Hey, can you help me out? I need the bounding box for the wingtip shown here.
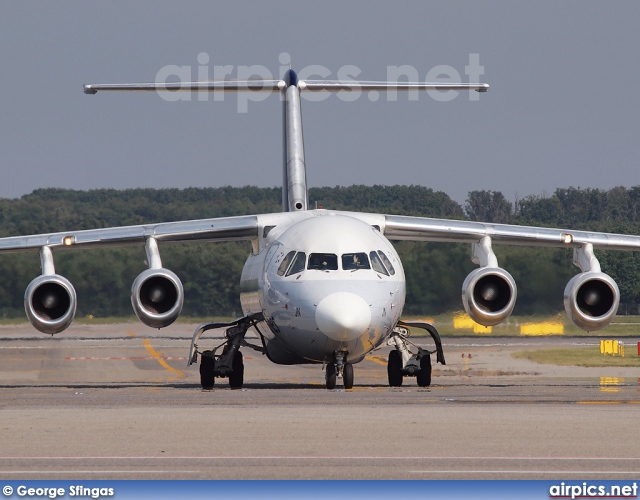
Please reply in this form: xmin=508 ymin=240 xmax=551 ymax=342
xmin=83 ymin=85 xmax=97 ymax=95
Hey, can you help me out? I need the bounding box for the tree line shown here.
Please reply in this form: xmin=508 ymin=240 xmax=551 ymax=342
xmin=1 ymin=185 xmax=640 ymax=319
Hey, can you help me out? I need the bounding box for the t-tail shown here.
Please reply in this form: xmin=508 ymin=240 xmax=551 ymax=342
xmin=281 ymin=69 xmax=308 ymax=212
xmin=84 ymin=69 xmax=489 ymax=213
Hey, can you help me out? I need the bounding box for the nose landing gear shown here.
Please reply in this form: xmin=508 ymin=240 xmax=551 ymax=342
xmin=325 ymin=351 xmax=354 ymax=390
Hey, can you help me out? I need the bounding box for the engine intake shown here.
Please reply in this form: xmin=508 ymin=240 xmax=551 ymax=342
xmin=564 ymin=272 xmax=619 ymax=331
xmin=24 ymin=274 xmax=77 ymax=334
xmin=131 ymin=268 xmax=184 ymax=328
xmin=462 ymin=267 xmax=517 ymax=326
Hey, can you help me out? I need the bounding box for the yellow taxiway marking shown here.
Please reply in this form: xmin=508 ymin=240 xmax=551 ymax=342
xmin=366 ymin=355 xmax=387 ymax=366
xmin=577 ymin=401 xmax=624 ymax=405
xmin=127 ymin=330 xmax=185 ymax=380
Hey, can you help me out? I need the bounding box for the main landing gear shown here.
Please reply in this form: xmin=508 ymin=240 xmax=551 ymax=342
xmin=189 ymin=313 xmax=264 ymax=390
xmin=325 ymin=351 xmax=354 ymax=390
xmin=386 ymin=320 xmax=446 ymax=387
xmin=199 ymin=348 xmax=245 ymax=390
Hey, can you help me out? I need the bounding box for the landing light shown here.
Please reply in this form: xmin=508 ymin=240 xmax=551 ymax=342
xmin=63 ymin=236 xmax=75 ymax=246
xmin=561 ymin=233 xmax=573 ymax=244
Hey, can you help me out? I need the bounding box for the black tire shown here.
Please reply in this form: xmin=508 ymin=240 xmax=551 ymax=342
xmin=416 ymin=354 xmax=432 ymax=387
xmin=200 ymin=351 xmax=215 ymax=390
xmin=343 ymin=363 xmax=354 ymax=389
xmin=387 ymin=349 xmax=403 ymax=387
xmin=229 ymin=350 xmax=244 ymax=389
xmin=325 ymin=362 xmax=337 ymax=390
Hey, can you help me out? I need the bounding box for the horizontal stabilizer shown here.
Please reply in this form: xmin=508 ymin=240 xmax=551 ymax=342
xmin=84 ymin=79 xmax=488 ymax=94
xmin=83 ymin=80 xmax=284 ymax=94
xmin=300 ymin=80 xmax=489 ymax=93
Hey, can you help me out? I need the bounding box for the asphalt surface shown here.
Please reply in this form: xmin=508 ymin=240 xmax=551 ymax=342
xmin=0 ymin=323 xmax=639 ymax=479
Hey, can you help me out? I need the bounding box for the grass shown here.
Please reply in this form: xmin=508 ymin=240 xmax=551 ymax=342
xmin=513 ymin=347 xmax=640 ymax=367
xmin=2 ymin=311 xmax=640 ymax=338
xmin=402 ymin=313 xmax=640 ymax=337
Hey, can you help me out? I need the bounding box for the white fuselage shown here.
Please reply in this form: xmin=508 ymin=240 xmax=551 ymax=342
xmin=240 ymin=211 xmax=406 ymax=365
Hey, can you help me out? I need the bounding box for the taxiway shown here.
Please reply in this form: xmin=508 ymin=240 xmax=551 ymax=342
xmin=0 ymin=323 xmax=638 ymax=479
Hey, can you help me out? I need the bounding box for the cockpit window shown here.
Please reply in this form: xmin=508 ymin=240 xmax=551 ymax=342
xmin=377 ymin=251 xmax=396 ymax=275
xmin=369 ymin=251 xmax=389 ymax=276
xmin=286 ymin=252 xmax=307 ymax=276
xmin=277 ymin=251 xmax=296 ymax=276
xmin=342 ymin=252 xmax=371 ymax=271
xmin=308 ymin=253 xmax=338 ymax=271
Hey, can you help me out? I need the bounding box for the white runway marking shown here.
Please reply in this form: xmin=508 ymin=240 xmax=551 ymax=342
xmin=0 ymin=456 xmax=638 ymax=461
xmin=409 ymin=470 xmax=640 ymax=475
xmin=0 ymin=471 xmax=192 ymax=474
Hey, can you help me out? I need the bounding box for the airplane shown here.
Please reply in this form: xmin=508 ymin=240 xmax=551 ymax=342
xmin=2 ymin=68 xmax=639 ymax=391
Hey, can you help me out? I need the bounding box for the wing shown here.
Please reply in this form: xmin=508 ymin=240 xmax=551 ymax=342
xmin=383 ymin=214 xmax=640 ymax=250
xmin=0 ymin=215 xmax=258 ymax=253
xmin=380 ymin=213 xmax=640 ymax=332
xmin=2 ymin=215 xmax=259 ymax=334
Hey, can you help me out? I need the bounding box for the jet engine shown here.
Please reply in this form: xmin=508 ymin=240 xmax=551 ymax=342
xmin=24 ymin=274 xmax=77 ymax=334
xmin=462 ymin=267 xmax=517 ymax=326
xmin=131 ymin=268 xmax=184 ymax=329
xmin=564 ymin=272 xmax=619 ymax=331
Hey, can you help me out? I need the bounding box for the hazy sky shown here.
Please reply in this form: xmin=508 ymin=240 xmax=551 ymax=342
xmin=1 ymin=1 xmax=638 ymax=205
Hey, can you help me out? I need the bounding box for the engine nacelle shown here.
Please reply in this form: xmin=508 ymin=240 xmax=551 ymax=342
xmin=131 ymin=268 xmax=184 ymax=329
xmin=462 ymin=267 xmax=517 ymax=326
xmin=564 ymin=272 xmax=619 ymax=331
xmin=24 ymin=274 xmax=77 ymax=334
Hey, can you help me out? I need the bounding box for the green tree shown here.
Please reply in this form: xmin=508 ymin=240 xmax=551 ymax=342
xmin=465 ymin=190 xmax=513 ymax=223
xmin=2 ymin=185 xmax=640 ymax=318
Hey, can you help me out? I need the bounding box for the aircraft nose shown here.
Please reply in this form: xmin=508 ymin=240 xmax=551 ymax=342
xmin=315 ymin=292 xmax=371 ymax=342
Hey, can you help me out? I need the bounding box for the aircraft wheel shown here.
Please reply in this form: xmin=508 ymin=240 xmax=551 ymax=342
xmin=200 ymin=351 xmax=215 ymax=390
xmin=343 ymin=363 xmax=354 ymax=389
xmin=229 ymin=350 xmax=244 ymax=389
xmin=416 ymin=354 xmax=432 ymax=387
xmin=387 ymin=349 xmax=403 ymax=387
xmin=325 ymin=362 xmax=337 ymax=390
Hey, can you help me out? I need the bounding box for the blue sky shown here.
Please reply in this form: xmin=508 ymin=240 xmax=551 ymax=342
xmin=1 ymin=1 xmax=638 ymax=204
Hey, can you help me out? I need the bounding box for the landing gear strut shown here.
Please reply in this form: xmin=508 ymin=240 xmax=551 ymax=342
xmin=386 ymin=320 xmax=445 ymax=387
xmin=325 ymin=362 xmax=337 ymax=390
xmin=325 ymin=351 xmax=354 ymax=389
xmin=189 ymin=313 xmax=263 ymax=390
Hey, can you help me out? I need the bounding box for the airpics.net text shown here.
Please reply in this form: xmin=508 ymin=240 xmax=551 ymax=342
xmin=154 ymin=52 xmax=486 ymax=111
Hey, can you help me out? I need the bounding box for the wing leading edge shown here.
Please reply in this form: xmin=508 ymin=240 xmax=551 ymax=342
xmin=384 ymin=214 xmax=640 ymax=251
xmin=0 ymin=215 xmax=259 ymax=254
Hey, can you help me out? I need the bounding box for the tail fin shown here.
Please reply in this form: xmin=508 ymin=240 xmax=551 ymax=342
xmin=281 ymin=69 xmax=308 ymax=212
xmin=84 ymin=71 xmax=488 ymax=213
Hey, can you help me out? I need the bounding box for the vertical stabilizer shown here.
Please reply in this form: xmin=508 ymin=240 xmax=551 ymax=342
xmin=83 ymin=68 xmax=489 ymax=215
xmin=282 ymin=69 xmax=308 ymax=212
